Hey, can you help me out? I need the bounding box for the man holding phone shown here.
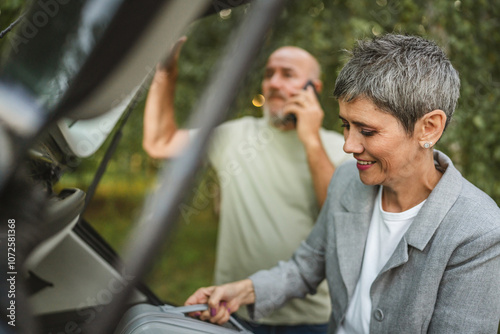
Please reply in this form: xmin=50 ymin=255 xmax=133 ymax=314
xmin=143 ymin=42 xmax=351 ymax=334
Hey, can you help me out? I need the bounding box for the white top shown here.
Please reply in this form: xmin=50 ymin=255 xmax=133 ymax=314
xmin=338 ymin=186 xmax=426 ymax=333
xmin=191 ymin=116 xmax=351 ymax=325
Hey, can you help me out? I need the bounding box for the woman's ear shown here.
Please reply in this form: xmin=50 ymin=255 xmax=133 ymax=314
xmin=417 ymin=110 xmax=447 ymax=149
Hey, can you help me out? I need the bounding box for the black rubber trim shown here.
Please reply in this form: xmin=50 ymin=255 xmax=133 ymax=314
xmin=46 ymin=188 xmax=85 ymax=234
xmin=36 ymin=307 xmax=108 ymax=334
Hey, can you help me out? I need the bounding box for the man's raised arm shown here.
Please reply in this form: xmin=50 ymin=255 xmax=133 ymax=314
xmin=285 ymin=85 xmax=335 ymax=207
xmin=143 ymin=37 xmax=190 ymax=159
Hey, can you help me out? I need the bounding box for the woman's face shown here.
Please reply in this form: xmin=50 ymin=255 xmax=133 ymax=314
xmin=339 ymin=98 xmax=424 ymax=188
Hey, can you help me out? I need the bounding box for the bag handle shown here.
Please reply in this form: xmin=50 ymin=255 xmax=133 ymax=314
xmin=160 ymin=304 xmax=250 ymax=332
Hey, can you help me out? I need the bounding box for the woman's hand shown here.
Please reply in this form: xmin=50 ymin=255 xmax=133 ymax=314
xmin=184 ymin=279 xmax=256 ymax=325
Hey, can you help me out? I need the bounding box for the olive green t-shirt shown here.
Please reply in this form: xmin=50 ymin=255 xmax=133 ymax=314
xmin=206 ymin=116 xmax=351 ymax=325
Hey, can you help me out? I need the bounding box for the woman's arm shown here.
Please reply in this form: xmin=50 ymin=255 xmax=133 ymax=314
xmin=428 ymin=225 xmax=500 ymax=332
xmin=183 ymin=193 xmax=332 ymax=324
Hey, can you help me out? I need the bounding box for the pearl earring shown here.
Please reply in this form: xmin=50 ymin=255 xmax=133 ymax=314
xmin=424 ymin=142 xmax=432 ymax=149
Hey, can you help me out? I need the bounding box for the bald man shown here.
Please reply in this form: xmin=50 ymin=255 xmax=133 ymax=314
xmin=143 ymin=43 xmax=351 ymax=334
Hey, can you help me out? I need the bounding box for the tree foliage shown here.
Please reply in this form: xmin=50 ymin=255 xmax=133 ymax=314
xmin=1 ymin=0 xmax=499 ymax=204
xmin=172 ymin=0 xmax=500 ymax=203
xmin=0 ymin=0 xmax=26 ymax=52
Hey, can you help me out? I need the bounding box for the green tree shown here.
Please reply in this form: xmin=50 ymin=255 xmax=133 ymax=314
xmin=3 ymin=1 xmax=498 ymax=204
xmin=1 ymin=3 xmax=499 ymax=323
xmin=0 ymin=0 xmax=27 ymax=60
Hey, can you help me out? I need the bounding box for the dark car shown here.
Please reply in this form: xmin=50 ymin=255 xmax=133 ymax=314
xmin=0 ymin=0 xmax=284 ymax=333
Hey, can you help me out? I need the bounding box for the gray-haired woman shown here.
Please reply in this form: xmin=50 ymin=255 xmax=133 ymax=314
xmin=185 ymin=34 xmax=500 ymax=334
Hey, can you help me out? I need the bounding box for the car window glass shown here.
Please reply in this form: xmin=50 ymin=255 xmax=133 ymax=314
xmin=1 ymin=0 xmax=123 ymax=111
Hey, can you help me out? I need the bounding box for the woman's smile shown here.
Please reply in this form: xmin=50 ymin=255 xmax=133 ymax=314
xmin=356 ymin=158 xmax=376 ymax=170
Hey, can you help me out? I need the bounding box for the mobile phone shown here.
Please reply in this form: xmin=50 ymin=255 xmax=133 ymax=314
xmin=303 ymin=80 xmax=320 ymax=99
xmin=284 ymin=80 xmax=320 ymax=125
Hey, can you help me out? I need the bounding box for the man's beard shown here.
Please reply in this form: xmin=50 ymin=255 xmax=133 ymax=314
xmin=263 ymin=91 xmax=290 ymax=126
xmin=263 ymin=105 xmax=288 ymax=127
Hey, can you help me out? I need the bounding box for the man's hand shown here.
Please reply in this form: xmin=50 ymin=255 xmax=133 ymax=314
xmin=184 ymin=279 xmax=256 ymax=325
xmin=283 ymin=85 xmax=335 ymax=207
xmin=153 ymin=36 xmax=187 ymax=85
xmin=283 ymin=85 xmax=324 ymax=148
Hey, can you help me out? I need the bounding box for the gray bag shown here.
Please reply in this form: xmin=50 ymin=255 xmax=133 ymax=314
xmin=114 ymin=303 xmax=253 ymax=334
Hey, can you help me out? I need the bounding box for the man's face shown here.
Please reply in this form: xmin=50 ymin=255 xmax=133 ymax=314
xmin=261 ymin=48 xmax=313 ymax=118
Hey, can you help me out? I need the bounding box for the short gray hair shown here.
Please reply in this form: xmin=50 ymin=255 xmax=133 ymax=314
xmin=333 ymin=34 xmax=460 ymax=134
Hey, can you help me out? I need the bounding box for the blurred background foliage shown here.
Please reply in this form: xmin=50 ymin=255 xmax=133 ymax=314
xmin=1 ymin=0 xmax=499 ymax=307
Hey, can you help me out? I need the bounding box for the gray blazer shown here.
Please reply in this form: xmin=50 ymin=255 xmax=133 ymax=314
xmin=249 ymin=151 xmax=500 ymax=333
